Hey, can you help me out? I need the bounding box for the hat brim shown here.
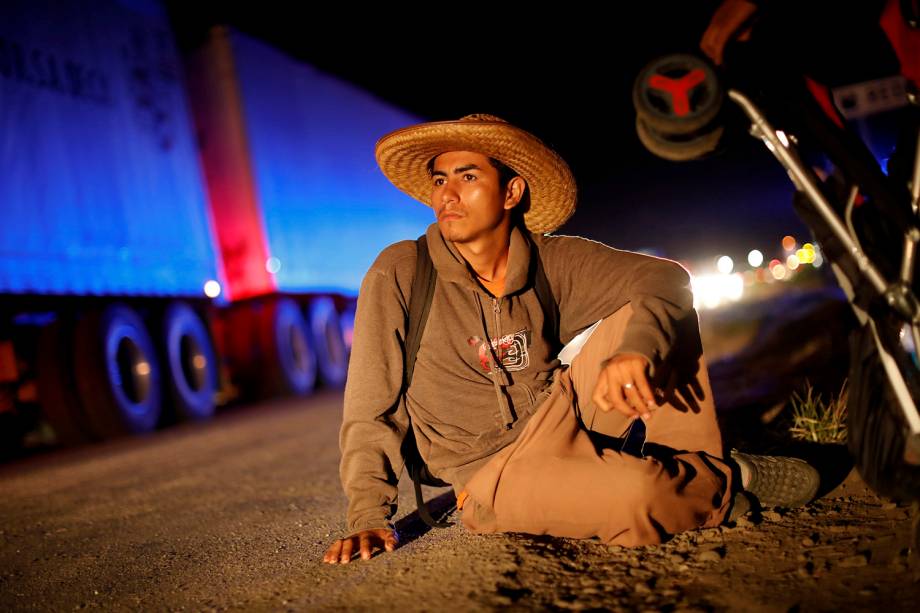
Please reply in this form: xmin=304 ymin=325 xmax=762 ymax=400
xmin=375 ymin=118 xmax=576 ymax=234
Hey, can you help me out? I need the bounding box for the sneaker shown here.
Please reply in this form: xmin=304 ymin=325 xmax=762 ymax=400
xmin=731 ymin=450 xmax=820 ymax=508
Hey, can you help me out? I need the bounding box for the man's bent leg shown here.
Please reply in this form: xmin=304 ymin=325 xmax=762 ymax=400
xmin=461 ymin=303 xmax=733 ymax=544
xmin=568 ymin=303 xmax=733 ymax=527
xmin=569 ymin=304 xmax=722 ymax=455
xmin=461 ymin=366 xmax=729 ymax=545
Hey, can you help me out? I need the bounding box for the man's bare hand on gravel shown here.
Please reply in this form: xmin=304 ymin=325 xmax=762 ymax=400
xmin=322 ymin=528 xmax=398 ymax=564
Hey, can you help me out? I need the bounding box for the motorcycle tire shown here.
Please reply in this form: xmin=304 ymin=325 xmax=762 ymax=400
xmin=848 ymin=318 xmax=920 ymax=501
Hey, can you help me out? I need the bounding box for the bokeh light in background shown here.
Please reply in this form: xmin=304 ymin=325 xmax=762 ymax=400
xmin=797 ymin=243 xmax=816 ymax=264
xmin=691 ymin=273 xmax=745 ymax=310
xmin=204 ymin=280 xmax=222 ymax=298
xmin=689 ymin=233 xmax=827 ymax=310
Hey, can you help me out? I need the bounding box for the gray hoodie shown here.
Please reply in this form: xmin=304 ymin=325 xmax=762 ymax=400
xmin=339 ymin=221 xmax=694 ymax=534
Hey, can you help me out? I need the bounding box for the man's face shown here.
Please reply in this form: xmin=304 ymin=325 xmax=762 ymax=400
xmin=429 ymin=151 xmax=517 ymax=244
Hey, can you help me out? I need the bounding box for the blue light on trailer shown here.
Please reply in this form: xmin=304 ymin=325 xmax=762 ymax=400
xmin=0 ymin=0 xmax=222 ymax=298
xmin=229 ymin=32 xmax=432 ymax=296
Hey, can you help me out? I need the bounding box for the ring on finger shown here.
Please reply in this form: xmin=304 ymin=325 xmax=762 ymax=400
xmin=623 ymin=382 xmax=634 ymax=390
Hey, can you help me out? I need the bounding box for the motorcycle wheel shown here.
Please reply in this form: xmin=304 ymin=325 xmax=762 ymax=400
xmin=847 ymin=316 xmax=920 ymax=501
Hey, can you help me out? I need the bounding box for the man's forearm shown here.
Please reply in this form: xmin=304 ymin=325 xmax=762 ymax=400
xmin=339 ymin=419 xmax=405 ymax=534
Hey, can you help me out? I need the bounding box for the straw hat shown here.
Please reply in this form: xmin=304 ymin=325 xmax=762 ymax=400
xmin=374 ymin=114 xmax=577 ymax=234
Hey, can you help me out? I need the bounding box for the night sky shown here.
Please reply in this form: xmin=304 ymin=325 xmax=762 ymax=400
xmin=168 ymin=2 xmax=809 ymax=271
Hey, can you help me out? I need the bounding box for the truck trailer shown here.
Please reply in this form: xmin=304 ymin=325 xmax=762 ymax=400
xmin=0 ymin=0 xmax=430 ymax=450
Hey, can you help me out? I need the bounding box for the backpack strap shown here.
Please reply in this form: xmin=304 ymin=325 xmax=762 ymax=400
xmin=403 ymin=234 xmax=453 ymax=528
xmin=532 ymin=240 xmax=560 ymax=353
xmin=406 ymin=235 xmax=436 ymax=386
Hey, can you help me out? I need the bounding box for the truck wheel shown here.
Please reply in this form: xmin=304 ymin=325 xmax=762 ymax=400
xmin=36 ymin=318 xmax=96 ymax=444
xmin=308 ymin=297 xmax=348 ymax=388
xmin=73 ymin=304 xmax=162 ymax=437
xmin=260 ymin=298 xmax=317 ymax=396
xmin=161 ymin=302 xmax=217 ymax=422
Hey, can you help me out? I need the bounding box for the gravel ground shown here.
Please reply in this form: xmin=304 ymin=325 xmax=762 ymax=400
xmin=0 ymin=390 xmax=918 ymax=611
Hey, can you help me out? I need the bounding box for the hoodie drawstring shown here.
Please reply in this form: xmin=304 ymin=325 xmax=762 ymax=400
xmin=474 ymin=291 xmax=515 ymax=429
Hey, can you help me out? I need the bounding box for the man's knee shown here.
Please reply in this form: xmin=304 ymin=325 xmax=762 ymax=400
xmin=565 ymin=304 xmax=635 ymax=368
xmin=605 ymin=452 xmax=669 ymax=505
xmin=586 ymin=303 xmax=635 ymax=352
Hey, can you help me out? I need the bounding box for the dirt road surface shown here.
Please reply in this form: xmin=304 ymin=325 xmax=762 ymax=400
xmin=1 ymin=390 xmax=918 ymax=611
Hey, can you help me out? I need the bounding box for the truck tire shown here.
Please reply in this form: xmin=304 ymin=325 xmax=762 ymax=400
xmin=73 ymin=304 xmax=162 ymax=437
xmin=36 ymin=318 xmax=96 ymax=444
xmin=260 ymin=298 xmax=317 ymax=396
xmin=161 ymin=302 xmax=217 ymax=422
xmin=308 ymin=297 xmax=348 ymax=388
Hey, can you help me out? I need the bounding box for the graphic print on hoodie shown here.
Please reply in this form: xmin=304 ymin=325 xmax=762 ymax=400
xmin=468 ymin=329 xmax=532 ymax=373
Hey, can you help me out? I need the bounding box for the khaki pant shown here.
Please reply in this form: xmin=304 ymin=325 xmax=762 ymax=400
xmin=458 ymin=304 xmax=734 ymax=547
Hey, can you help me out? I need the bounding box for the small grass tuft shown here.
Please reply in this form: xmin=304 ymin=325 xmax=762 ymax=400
xmin=789 ymin=380 xmax=849 ymax=444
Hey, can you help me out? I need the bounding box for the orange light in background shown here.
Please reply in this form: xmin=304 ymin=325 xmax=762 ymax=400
xmin=755 ymin=268 xmax=767 ymax=283
xmin=782 ymin=235 xmax=796 ymax=251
